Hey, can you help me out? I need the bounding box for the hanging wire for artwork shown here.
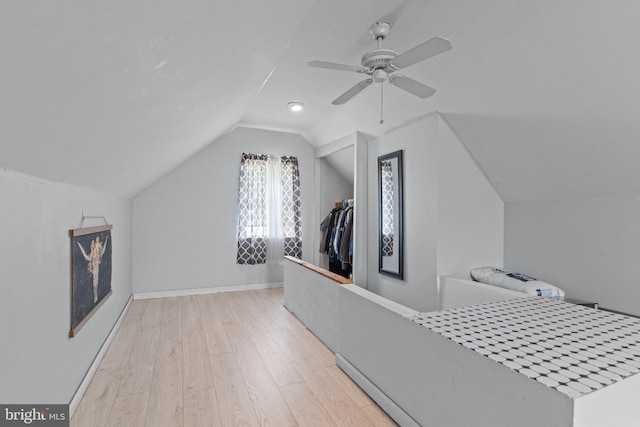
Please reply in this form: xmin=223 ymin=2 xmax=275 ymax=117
xmin=77 ymin=211 xmax=108 ymax=229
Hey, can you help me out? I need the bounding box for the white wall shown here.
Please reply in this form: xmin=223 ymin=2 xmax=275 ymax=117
xmin=367 ymin=116 xmax=439 ymax=311
xmin=366 ymin=114 xmax=504 ymax=312
xmin=505 ymin=196 xmax=640 ymax=317
xmin=318 ymin=155 xmax=353 ymax=214
xmin=353 ymin=132 xmax=369 ymax=286
xmin=0 ymin=169 xmax=133 ymax=404
xmin=132 ymin=127 xmax=315 ymax=294
xmin=437 ymin=115 xmax=504 ymax=279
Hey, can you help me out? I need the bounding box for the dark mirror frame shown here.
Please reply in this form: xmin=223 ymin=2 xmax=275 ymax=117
xmin=378 ymin=150 xmax=403 ymax=279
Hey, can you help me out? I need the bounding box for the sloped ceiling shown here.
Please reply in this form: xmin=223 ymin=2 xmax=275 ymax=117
xmin=2 ymin=0 xmax=640 ymax=201
xmin=324 ymin=145 xmax=355 ymax=188
xmin=0 ymin=0 xmax=315 ymax=197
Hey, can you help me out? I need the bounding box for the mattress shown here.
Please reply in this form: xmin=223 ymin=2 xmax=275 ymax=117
xmin=407 ymin=297 xmax=640 ymax=398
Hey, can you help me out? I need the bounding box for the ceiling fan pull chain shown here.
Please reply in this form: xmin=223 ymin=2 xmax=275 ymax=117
xmin=380 ymin=83 xmax=384 ymax=124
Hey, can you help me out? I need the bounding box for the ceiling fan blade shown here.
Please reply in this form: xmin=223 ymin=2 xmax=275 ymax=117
xmin=308 ymin=60 xmax=366 ymax=73
xmin=389 ymin=75 xmax=436 ymax=98
xmin=390 ymin=37 xmax=452 ymax=69
xmin=332 ymin=79 xmax=373 ymax=105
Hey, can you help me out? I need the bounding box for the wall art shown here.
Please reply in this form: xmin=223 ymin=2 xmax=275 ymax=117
xmin=69 ymin=224 xmax=112 ymax=337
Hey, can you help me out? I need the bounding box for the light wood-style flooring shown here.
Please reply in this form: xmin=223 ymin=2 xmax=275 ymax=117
xmin=71 ymin=288 xmax=398 ymax=427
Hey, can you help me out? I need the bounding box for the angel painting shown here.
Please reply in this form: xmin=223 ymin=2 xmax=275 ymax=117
xmin=70 ymin=225 xmax=113 ymax=337
xmin=77 ymin=235 xmax=109 ymax=303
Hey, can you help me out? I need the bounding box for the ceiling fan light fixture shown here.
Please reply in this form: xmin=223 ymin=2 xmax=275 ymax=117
xmin=372 ymin=69 xmax=388 ymax=82
xmin=287 ymin=102 xmax=305 ymax=112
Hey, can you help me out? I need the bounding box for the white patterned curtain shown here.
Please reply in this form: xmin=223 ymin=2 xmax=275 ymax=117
xmin=237 ymin=153 xmax=268 ymax=264
xmin=281 ymin=156 xmax=302 ymax=259
xmin=237 ymin=153 xmax=302 ymax=265
xmin=265 ymin=156 xmax=284 ymax=264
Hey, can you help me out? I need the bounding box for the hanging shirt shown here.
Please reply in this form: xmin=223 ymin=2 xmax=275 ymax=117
xmin=340 ymin=209 xmax=354 ymax=269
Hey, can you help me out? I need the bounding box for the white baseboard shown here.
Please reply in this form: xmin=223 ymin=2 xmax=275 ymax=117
xmin=133 ymin=281 xmax=284 ymax=300
xmin=69 ymin=295 xmax=133 ymax=418
xmin=336 ymin=353 xmax=421 ymax=427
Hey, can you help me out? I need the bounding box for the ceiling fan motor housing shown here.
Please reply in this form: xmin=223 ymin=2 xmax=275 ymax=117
xmin=361 ymin=48 xmax=398 ymax=70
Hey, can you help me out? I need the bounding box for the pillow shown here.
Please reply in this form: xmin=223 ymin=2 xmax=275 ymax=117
xmin=470 ymin=267 xmax=565 ymax=298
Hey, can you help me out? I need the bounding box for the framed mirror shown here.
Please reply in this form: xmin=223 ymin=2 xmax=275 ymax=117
xmin=378 ymin=150 xmax=403 ymax=279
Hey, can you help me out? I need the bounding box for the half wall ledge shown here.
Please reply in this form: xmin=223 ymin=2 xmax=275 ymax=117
xmin=283 ymin=256 xmax=352 ymax=284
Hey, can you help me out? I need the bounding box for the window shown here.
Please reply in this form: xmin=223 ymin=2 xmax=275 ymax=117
xmin=236 ymin=153 xmax=302 ymax=265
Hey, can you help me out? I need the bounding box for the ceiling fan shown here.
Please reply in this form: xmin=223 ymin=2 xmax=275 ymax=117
xmin=309 ymin=22 xmax=452 ymax=123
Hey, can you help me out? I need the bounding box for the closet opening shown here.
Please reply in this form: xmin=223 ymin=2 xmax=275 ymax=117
xmin=315 ymin=144 xmax=355 ymax=278
xmin=312 ymin=132 xmax=368 ymax=287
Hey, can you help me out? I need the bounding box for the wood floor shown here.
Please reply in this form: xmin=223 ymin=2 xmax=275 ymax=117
xmin=71 ymin=288 xmax=398 ymax=427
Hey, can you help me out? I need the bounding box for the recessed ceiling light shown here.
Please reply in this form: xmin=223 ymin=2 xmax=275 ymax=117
xmin=288 ymin=102 xmax=305 ymax=112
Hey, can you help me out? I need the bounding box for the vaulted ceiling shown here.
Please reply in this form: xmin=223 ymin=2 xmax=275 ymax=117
xmin=2 ymin=0 xmax=640 ymax=201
